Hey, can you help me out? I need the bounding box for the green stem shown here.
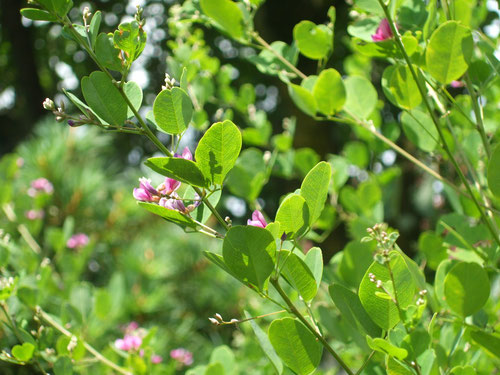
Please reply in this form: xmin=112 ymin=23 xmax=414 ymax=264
xmin=464 ymin=73 xmax=491 ymax=159
xmin=376 ymin=0 xmax=500 ymax=248
xmin=270 ymin=278 xmax=355 ymax=375
xmin=355 ymin=350 xmax=375 ymax=375
xmin=37 ymin=308 xmax=132 ymax=375
xmin=251 ymin=32 xmax=308 ymax=80
xmin=0 ymin=302 xmax=24 ymax=344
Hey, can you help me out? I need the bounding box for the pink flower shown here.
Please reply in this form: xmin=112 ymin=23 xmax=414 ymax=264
xmin=170 ymin=348 xmax=193 ymax=366
xmin=126 ymin=321 xmax=139 ymax=333
xmin=115 ymin=334 xmax=142 ymax=351
xmin=372 ymin=19 xmax=393 ymax=42
xmin=25 ymin=209 xmax=44 ymax=220
xmin=159 ymin=194 xmax=187 ymax=213
xmin=151 ymin=355 xmax=163 ymax=364
xmin=66 ymin=233 xmax=89 ymax=249
xmin=133 ymin=178 xmax=159 ymax=202
xmin=157 ymin=177 xmax=181 ymax=195
xmin=450 ymin=80 xmax=464 ymax=88
xmin=247 ymin=210 xmax=267 ymax=228
xmin=28 ymin=177 xmax=53 ymax=197
xmin=174 ymin=147 xmax=193 ymax=161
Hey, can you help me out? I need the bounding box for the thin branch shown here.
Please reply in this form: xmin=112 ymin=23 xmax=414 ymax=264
xmin=2 ymin=204 xmax=41 ymax=254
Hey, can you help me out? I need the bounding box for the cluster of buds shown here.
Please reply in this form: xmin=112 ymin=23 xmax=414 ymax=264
xmin=364 ymin=223 xmax=399 ymax=254
xmin=208 ymin=313 xmax=238 ymax=326
xmin=0 ymin=276 xmax=16 ymax=300
xmin=170 ymin=348 xmax=193 ymax=366
xmin=133 ymin=147 xmax=201 ymax=215
xmin=83 ymin=6 xmax=91 ymax=30
xmin=368 ymin=273 xmax=383 ymax=289
xmin=67 ymin=336 xmax=78 ymax=352
xmin=43 ymin=98 xmax=96 ymax=127
xmin=161 ymin=73 xmax=176 ymax=91
xmin=28 ymin=177 xmax=54 ymax=197
xmin=43 ymin=98 xmax=67 ymax=122
xmin=135 ymin=5 xmax=146 ymax=27
xmin=416 ymin=289 xmax=427 ymax=306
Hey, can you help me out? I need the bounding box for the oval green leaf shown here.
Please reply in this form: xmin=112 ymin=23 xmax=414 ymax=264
xmin=443 ymin=262 xmax=490 ymax=317
xmin=222 ymin=226 xmax=276 ymax=291
xmin=195 ymin=120 xmax=242 ymax=186
xmin=300 ymin=161 xmax=331 ymax=225
xmin=288 ymin=84 xmax=317 ymax=117
xmin=344 ymin=75 xmax=378 ymax=119
xmin=153 ymin=87 xmax=193 ymax=134
xmin=426 ymin=21 xmax=473 ymax=84
xmin=21 ymin=8 xmax=58 ymax=21
xmin=359 ymin=251 xmax=417 ymax=330
xmin=312 ymin=69 xmax=345 ymax=115
xmin=293 ymin=21 xmax=332 ymax=60
xmin=81 ymin=71 xmax=128 ymax=125
xmin=275 ymin=194 xmax=309 ymax=238
xmin=145 ymin=157 xmax=208 ymax=188
xmin=268 ymin=318 xmax=322 ymax=375
xmin=138 ymin=202 xmax=197 ymax=229
xmin=200 ymin=0 xmax=245 ymax=40
xmin=387 ymin=65 xmax=422 ymax=110
xmin=280 ymin=251 xmax=317 ymax=301
xmin=95 ymin=33 xmax=123 ymax=72
xmin=401 ymin=110 xmax=439 ymax=152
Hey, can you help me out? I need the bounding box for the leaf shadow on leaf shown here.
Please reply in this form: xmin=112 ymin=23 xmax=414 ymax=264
xmin=208 ymin=150 xmax=223 ymax=185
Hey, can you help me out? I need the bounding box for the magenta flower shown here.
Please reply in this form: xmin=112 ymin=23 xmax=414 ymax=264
xmin=174 ymin=146 xmax=193 ymax=161
xmin=67 ymin=233 xmax=89 ymax=249
xmin=115 ymin=334 xmax=142 ymax=351
xmin=25 ymin=209 xmax=44 ymax=220
xmin=450 ymin=80 xmax=464 ymax=88
xmin=157 ymin=177 xmax=181 ymax=196
xmin=372 ymin=19 xmax=393 ymax=42
xmin=170 ymin=348 xmax=193 ymax=366
xmin=151 ymin=354 xmax=163 ymax=364
xmin=247 ymin=210 xmax=267 ymax=228
xmin=159 ymin=195 xmax=187 ymax=213
xmin=28 ymin=177 xmax=54 ymax=197
xmin=133 ymin=178 xmax=159 ymax=202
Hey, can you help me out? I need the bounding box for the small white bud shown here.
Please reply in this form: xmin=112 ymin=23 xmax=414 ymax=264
xmin=230 ymin=319 xmax=238 ymax=323
xmin=208 ymin=318 xmax=219 ymax=325
xmin=215 ymin=313 xmax=223 ymax=322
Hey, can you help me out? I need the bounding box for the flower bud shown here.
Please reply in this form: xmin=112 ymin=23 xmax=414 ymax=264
xmin=43 ymin=98 xmax=55 ymax=111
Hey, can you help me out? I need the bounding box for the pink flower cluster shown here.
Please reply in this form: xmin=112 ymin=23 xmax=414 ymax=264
xmin=114 ymin=322 xmax=163 ymax=364
xmin=28 ymin=178 xmax=53 ymax=197
xmin=66 ymin=233 xmax=89 ymax=249
xmin=133 ymin=147 xmax=201 ymax=214
xmin=372 ymin=19 xmax=393 ymax=42
xmin=170 ymin=348 xmax=193 ymax=366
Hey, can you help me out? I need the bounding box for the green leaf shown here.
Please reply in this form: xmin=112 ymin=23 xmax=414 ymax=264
xmin=11 ymin=343 xmax=35 ymax=362
xmin=145 ymin=157 xmax=208 ymax=188
xmin=304 ymin=247 xmax=323 ymax=291
xmin=343 ymin=75 xmax=378 ymax=119
xmin=293 ymin=21 xmax=332 ymax=60
xmin=300 ymin=161 xmax=331 ymax=225
xmin=359 ymin=251 xmax=417 ymax=330
xmin=386 ymin=356 xmax=414 ymax=375
xmin=94 ymin=289 xmax=112 ymax=320
xmin=195 ymin=120 xmax=242 ymax=185
xmin=367 ymin=336 xmax=408 ymax=360
xmin=123 ymin=81 xmax=143 ymax=118
xmin=245 ymin=311 xmax=283 ymax=374
xmin=387 ymin=65 xmax=422 ymax=110
xmin=54 ymin=356 xmax=73 ymax=375
xmin=226 ymin=148 xmax=267 ymax=202
xmin=20 ymin=8 xmax=58 ymax=21
xmin=222 ymin=226 xmax=276 ymax=290
xmin=418 ymin=231 xmax=448 ymax=270
xmin=81 ymin=71 xmax=127 ymax=125
xmin=353 ymin=0 xmax=384 ymax=16
xmin=95 ymin=33 xmax=123 ymax=72
xmin=281 ymin=251 xmax=317 ymax=301
xmin=113 ymin=21 xmax=146 ymax=62
xmin=248 ymin=41 xmax=299 ymax=77
xmin=185 ymin=186 xmax=221 ymax=224
xmin=487 ymin=144 xmax=500 ymax=198
xmin=470 ymin=330 xmax=500 ymax=359
xmin=205 ymin=362 xmax=225 ymax=375
xmin=339 ymin=241 xmax=376 ymax=288
xmin=288 ymin=84 xmax=317 ymax=117
xmin=200 ymin=0 xmax=245 ymax=40
xmin=275 ymin=194 xmax=309 ymax=238
xmin=450 ymin=366 xmax=477 ymax=375
xmin=89 ymin=11 xmax=101 ymax=49
xmin=312 ymin=69 xmax=345 ymax=115
xmin=209 ymin=346 xmax=235 ymax=375
xmin=268 ymin=318 xmax=322 ymax=375
xmin=401 ymin=110 xmax=439 ymax=152
xmin=37 ymin=0 xmax=72 ymax=17
xmin=329 ymin=283 xmax=381 ymax=337
xmin=153 ymin=87 xmax=193 ymax=134
xmin=443 ymin=262 xmax=490 ymax=317
xmin=426 ymin=21 xmax=473 ymax=84
xmin=138 ymin=202 xmax=197 ymax=229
